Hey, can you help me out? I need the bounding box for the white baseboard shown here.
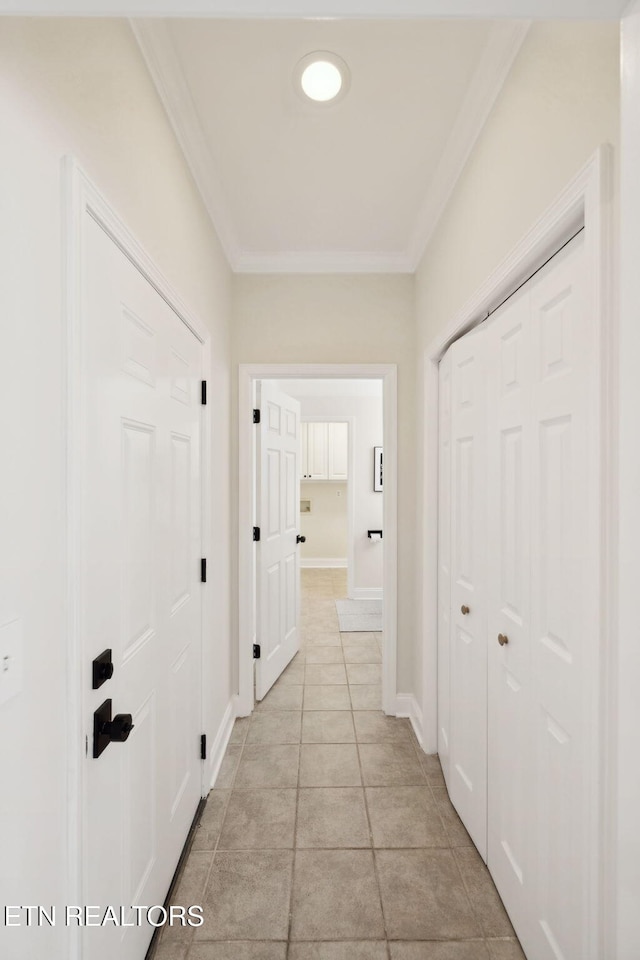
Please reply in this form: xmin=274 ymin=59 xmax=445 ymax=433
xmin=301 ymin=558 xmax=347 ymax=568
xmin=395 ymin=693 xmax=425 ymax=750
xmin=206 ymin=696 xmax=236 ymax=792
xmin=350 ymin=587 xmax=383 ymax=600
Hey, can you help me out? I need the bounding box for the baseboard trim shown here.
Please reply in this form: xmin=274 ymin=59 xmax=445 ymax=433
xmin=206 ymin=696 xmax=236 ymax=792
xmin=396 ymin=693 xmax=425 ymax=749
xmin=301 ymin=558 xmax=347 ymax=568
xmin=350 ymin=587 xmax=383 ymax=600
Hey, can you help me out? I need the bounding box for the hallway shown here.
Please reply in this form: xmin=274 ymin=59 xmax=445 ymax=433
xmin=154 ymin=570 xmax=525 ymax=960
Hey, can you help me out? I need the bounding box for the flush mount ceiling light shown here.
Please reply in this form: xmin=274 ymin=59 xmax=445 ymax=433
xmin=294 ymin=52 xmax=350 ymax=104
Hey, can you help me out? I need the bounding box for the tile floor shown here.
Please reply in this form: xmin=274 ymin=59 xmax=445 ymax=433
xmin=155 ymin=569 xmax=526 ymax=960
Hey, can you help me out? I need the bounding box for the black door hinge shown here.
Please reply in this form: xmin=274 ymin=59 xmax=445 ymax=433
xmin=201 ymin=381 xmax=207 ymax=405
xmin=253 ymin=644 xmax=261 ymax=659
xmin=200 ymin=734 xmax=206 ymax=760
xmin=200 ymin=558 xmax=207 ymax=583
xmin=253 ymin=527 xmax=260 ymax=542
xmin=253 ymin=409 xmax=260 ymax=424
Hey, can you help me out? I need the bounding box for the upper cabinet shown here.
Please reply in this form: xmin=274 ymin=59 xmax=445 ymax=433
xmin=300 ymin=421 xmax=348 ymax=480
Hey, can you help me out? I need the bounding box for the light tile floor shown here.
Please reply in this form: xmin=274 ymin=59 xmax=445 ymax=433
xmin=155 ymin=568 xmax=526 ymax=960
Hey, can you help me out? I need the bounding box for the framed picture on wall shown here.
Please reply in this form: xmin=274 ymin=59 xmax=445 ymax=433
xmin=374 ymin=446 xmax=383 ymax=492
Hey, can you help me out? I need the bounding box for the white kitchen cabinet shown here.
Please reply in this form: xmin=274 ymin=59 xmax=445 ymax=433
xmin=300 ymin=421 xmax=348 ymax=480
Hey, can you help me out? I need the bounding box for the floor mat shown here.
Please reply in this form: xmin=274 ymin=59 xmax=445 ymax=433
xmin=335 ymin=598 xmax=382 ymax=632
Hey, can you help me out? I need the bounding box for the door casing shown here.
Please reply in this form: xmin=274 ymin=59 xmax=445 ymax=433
xmin=238 ymin=363 xmax=398 ymax=717
xmin=64 ymin=158 xmax=212 ymax=960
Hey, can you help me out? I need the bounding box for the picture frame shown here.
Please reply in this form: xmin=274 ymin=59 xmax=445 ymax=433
xmin=374 ymin=446 xmax=383 ymax=492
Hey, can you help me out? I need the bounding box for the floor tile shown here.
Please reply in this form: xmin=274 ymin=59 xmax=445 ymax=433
xmin=420 ymin=753 xmax=446 ymax=785
xmin=454 ymin=848 xmax=516 ymax=937
xmin=188 ymin=943 xmax=287 ymax=960
xmin=305 ymin=663 xmax=348 ymax=685
xmin=290 ymin=850 xmax=385 ymax=940
xmin=359 ymin=743 xmax=426 ymax=786
xmin=354 ymin=712 xmax=413 ymax=743
xmin=234 ymin=744 xmax=300 ymax=788
xmin=196 ymin=850 xmax=292 ymax=941
xmin=299 ymin=744 xmax=362 ymax=786
xmin=303 ymin=684 xmax=351 ymax=711
xmin=340 ymin=631 xmax=376 ymax=644
xmin=229 ymin=716 xmax=251 ymax=744
xmin=376 ymin=849 xmax=481 ymax=940
xmin=247 ymin=711 xmax=302 ymax=744
xmin=302 ymin=633 xmax=342 ymax=646
xmin=305 ymin=646 xmax=345 ymax=663
xmin=153 ymin=942 xmax=188 ymax=960
xmin=288 ymin=944 xmax=387 ymax=960
xmin=346 ymin=663 xmax=382 ymax=685
xmin=218 ymin=788 xmax=297 ymax=849
xmin=348 ymin=684 xmax=382 ymax=710
xmin=191 ymin=790 xmax=230 ymax=850
xmin=214 ymin=745 xmax=242 ymax=789
xmin=343 ymin=642 xmax=381 ymax=663
xmin=389 ymin=943 xmax=490 ymax=959
xmin=301 ymin=711 xmax=355 ymax=743
xmin=296 ymin=788 xmax=370 ymax=848
xmin=255 ymin=684 xmax=303 ymax=711
xmin=365 ymin=786 xmax=448 ymax=848
xmin=164 ymin=851 xmax=214 ymax=944
xmin=278 ymin=662 xmax=306 ymax=684
xmin=431 ymin=787 xmax=474 ymax=847
xmin=486 ymin=941 xmax=527 ymax=960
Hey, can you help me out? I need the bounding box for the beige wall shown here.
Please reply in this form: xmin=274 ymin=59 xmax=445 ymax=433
xmin=232 ymin=274 xmax=416 ymax=690
xmin=414 ymin=21 xmax=620 ymax=718
xmin=300 ymin=482 xmax=349 ymax=561
xmin=0 ymin=20 xmax=232 ymax=959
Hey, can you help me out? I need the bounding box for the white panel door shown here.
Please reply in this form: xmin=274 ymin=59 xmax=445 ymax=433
xmin=527 ymin=234 xmax=597 ymax=960
xmin=256 ymin=382 xmax=301 ymax=700
xmin=486 ymin=285 xmax=534 ymax=945
xmin=449 ymin=325 xmax=488 ymax=859
xmin=306 ymin=421 xmax=329 ymax=479
xmin=82 ymin=216 xmax=202 ymax=960
xmin=328 ymin=422 xmax=349 ymax=479
xmin=437 ymin=348 xmax=453 ymax=786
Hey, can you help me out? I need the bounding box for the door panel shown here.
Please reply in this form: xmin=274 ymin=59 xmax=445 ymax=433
xmin=328 ymin=421 xmax=349 ymax=479
xmin=306 ymin=421 xmax=329 ymax=479
xmin=437 ymin=350 xmax=452 ymax=783
xmin=449 ymin=327 xmax=488 ymax=859
xmin=82 ymin=216 xmax=202 ymax=960
xmin=256 ymin=382 xmax=301 ymax=699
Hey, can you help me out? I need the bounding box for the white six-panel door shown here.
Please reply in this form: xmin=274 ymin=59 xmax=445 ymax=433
xmin=441 ymin=232 xmax=599 ymax=960
xmin=449 ymin=326 xmax=488 ymax=859
xmin=256 ymin=382 xmax=301 ymax=700
xmin=82 ymin=216 xmax=203 ymax=960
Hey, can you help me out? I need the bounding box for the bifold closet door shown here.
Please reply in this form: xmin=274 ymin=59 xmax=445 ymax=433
xmin=486 ymin=284 xmax=534 ymax=945
xmin=486 ymin=232 xmax=598 ymax=960
xmin=449 ymin=326 xmax=488 ymax=859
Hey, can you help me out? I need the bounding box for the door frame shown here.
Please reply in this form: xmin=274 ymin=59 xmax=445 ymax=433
xmin=63 ymin=158 xmax=211 ymax=960
xmin=238 ymin=363 xmax=398 ymax=717
xmin=421 ymin=145 xmax=615 ymax=957
xmin=299 ymin=414 xmax=356 ymax=596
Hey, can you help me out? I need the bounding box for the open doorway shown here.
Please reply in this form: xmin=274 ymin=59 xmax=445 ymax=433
xmin=237 ymin=363 xmax=397 ymax=719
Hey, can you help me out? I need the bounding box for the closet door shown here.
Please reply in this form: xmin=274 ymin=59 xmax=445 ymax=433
xmin=486 ymin=285 xmax=535 ymax=945
xmin=528 ymin=234 xmax=596 ymax=960
xmin=449 ymin=326 xmax=488 ymax=858
xmin=328 ymin=422 xmax=349 ymax=480
xmin=306 ymin=422 xmax=329 ymax=479
xmin=437 ymin=349 xmax=452 ymax=786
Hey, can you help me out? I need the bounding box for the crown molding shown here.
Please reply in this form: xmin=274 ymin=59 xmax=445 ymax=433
xmin=133 ymin=18 xmax=529 ymax=275
xmin=235 ymin=250 xmax=413 ymax=274
xmin=131 ymin=18 xmax=242 ymax=270
xmin=406 ymin=19 xmax=531 ymax=271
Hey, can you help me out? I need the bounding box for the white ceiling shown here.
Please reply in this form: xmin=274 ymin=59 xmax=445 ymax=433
xmin=135 ymin=18 xmax=533 ymax=271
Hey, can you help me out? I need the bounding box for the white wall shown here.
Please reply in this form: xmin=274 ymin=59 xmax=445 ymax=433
xmin=0 ymin=20 xmax=232 ymax=960
xmin=413 ymin=20 xmax=620 ymax=738
xmin=232 ymin=275 xmax=415 ymax=690
xmin=296 ymin=394 xmax=384 ymax=593
xmin=299 ymin=482 xmax=348 ymax=563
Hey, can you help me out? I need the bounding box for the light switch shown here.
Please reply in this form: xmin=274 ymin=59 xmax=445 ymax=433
xmin=0 ymin=618 xmax=23 ymax=707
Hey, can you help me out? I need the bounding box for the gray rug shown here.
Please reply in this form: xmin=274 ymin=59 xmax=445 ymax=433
xmin=335 ymin=599 xmax=383 ymax=633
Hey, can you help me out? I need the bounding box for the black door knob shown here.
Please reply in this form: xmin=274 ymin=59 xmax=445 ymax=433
xmin=93 ymin=699 xmax=135 ymax=758
xmin=105 ymin=714 xmax=135 ymax=742
xmin=296 ymin=535 xmax=306 ymax=544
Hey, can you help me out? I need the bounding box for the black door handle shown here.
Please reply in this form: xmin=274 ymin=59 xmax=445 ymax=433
xmin=296 ymin=535 xmax=306 ymax=544
xmin=93 ymin=699 xmax=135 ymax=758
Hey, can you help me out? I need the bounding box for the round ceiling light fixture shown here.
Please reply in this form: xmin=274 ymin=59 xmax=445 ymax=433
xmin=294 ymin=51 xmax=350 ymax=104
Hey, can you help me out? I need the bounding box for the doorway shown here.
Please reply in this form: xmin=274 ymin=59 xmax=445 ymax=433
xmin=237 ymin=364 xmax=397 ymax=717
